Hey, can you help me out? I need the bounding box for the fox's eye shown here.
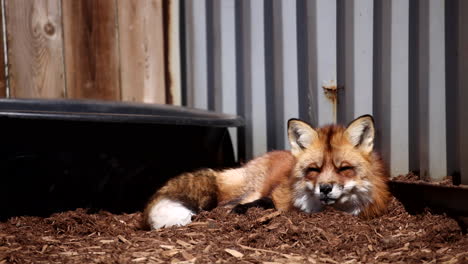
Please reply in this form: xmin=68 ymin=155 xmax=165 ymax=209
xmin=339 ymin=166 xmax=354 ymax=172
xmin=307 ymin=167 xmax=321 ymax=173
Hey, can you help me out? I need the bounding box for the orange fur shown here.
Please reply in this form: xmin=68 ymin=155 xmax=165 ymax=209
xmin=144 ymin=115 xmax=390 ymax=229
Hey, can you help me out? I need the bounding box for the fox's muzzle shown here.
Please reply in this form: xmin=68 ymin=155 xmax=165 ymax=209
xmin=319 ymin=183 xmax=332 ymax=195
xmin=318 ymin=183 xmax=342 ymax=205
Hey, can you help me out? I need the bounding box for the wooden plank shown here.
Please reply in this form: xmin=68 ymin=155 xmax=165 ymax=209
xmin=5 ymin=0 xmax=65 ymax=98
xmin=118 ymin=0 xmax=166 ymax=104
xmin=459 ymin=0 xmax=468 ymax=184
xmin=62 ymin=0 xmax=120 ymax=100
xmin=166 ymin=0 xmax=181 ymax=105
xmin=0 ymin=0 xmax=6 ymax=98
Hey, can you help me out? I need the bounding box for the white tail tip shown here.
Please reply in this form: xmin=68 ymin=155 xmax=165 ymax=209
xmin=147 ymin=198 xmax=195 ymax=229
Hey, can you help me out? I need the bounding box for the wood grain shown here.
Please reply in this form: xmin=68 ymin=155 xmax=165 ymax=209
xmin=118 ymin=0 xmax=166 ymax=103
xmin=165 ymin=0 xmax=181 ymax=105
xmin=5 ymin=0 xmax=65 ymax=98
xmin=62 ymin=0 xmax=120 ymax=100
xmin=0 ymin=0 xmax=5 ymax=97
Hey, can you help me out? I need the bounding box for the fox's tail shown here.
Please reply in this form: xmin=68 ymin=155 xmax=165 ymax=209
xmin=143 ymin=151 xmax=291 ymax=229
xmin=143 ymin=169 xmax=220 ymax=230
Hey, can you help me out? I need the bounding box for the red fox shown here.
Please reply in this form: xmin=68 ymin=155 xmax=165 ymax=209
xmin=144 ymin=115 xmax=390 ymax=229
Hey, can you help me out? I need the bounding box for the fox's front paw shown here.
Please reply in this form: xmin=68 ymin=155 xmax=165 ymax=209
xmin=231 ymin=197 xmax=276 ymax=214
xmin=231 ymin=204 xmax=249 ymax=214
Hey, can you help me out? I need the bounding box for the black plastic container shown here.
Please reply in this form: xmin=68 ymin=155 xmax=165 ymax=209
xmin=389 ymin=181 xmax=468 ymax=232
xmin=0 ymin=99 xmax=243 ymax=220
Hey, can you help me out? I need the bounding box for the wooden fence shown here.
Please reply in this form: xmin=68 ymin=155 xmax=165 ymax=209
xmin=0 ymin=0 xmax=178 ymax=104
xmin=0 ymin=0 xmax=467 ymax=184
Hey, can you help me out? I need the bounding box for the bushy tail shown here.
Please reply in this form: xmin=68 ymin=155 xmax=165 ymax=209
xmin=143 ymin=169 xmax=220 ymax=229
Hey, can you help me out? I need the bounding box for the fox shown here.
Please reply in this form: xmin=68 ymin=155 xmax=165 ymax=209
xmin=143 ymin=115 xmax=390 ymax=229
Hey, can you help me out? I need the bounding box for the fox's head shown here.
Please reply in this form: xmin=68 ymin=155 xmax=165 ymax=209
xmin=288 ymin=115 xmax=386 ymax=216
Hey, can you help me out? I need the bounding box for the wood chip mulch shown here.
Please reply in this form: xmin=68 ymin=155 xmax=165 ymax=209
xmin=393 ymin=173 xmax=467 ymax=188
xmin=1 ymin=196 xmax=467 ymax=264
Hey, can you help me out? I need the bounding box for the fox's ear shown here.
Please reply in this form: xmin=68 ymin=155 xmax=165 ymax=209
xmin=345 ymin=115 xmax=375 ymax=154
xmin=288 ymin=119 xmax=319 ymax=156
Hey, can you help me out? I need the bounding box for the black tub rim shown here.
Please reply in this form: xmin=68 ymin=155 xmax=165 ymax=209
xmin=0 ymin=98 xmax=244 ymax=127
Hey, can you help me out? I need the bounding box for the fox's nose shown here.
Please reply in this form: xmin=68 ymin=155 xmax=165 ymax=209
xmin=319 ymin=184 xmax=333 ymax=195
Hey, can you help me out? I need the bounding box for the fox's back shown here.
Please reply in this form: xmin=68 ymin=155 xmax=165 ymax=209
xmin=217 ymin=150 xmax=296 ymax=205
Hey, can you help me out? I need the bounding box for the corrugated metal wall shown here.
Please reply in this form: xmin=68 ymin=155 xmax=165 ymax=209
xmin=181 ymin=0 xmax=467 ymax=184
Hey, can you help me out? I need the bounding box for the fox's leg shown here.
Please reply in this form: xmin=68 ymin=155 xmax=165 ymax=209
xmin=231 ymin=197 xmax=276 ymax=214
